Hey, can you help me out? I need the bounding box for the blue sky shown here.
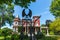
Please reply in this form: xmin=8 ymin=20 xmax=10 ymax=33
xmin=14 ymin=0 xmax=55 ymax=24
xmin=3 ymin=0 xmax=55 ymax=28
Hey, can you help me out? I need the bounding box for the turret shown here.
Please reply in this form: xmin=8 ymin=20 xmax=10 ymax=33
xmin=13 ymin=15 xmax=20 ymax=32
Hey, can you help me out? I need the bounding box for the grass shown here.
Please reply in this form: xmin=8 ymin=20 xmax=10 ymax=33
xmin=0 ymin=35 xmax=60 ymax=40
xmin=40 ymin=36 xmax=60 ymax=40
xmin=35 ymin=35 xmax=60 ymax=40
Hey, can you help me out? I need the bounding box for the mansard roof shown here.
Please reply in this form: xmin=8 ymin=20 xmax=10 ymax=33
xmin=33 ymin=16 xmax=40 ymax=18
xmin=14 ymin=15 xmax=20 ymax=21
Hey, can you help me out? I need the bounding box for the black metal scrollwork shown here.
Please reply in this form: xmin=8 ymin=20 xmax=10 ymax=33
xmin=22 ymin=9 xmax=32 ymax=18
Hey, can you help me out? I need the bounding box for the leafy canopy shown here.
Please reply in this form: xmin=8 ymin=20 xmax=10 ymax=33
xmin=0 ymin=0 xmax=36 ymax=8
xmin=0 ymin=0 xmax=36 ymax=28
xmin=1 ymin=27 xmax=13 ymax=36
xmin=50 ymin=0 xmax=60 ymax=17
xmin=0 ymin=4 xmax=14 ymax=26
xmin=49 ymin=18 xmax=60 ymax=33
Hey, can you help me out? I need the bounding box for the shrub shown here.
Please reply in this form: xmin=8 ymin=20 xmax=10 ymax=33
xmin=35 ymin=32 xmax=45 ymax=39
xmin=11 ymin=33 xmax=19 ymax=40
xmin=50 ymin=31 xmax=54 ymax=35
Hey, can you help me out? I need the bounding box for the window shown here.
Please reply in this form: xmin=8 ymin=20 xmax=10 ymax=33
xmin=35 ymin=23 xmax=38 ymax=26
xmin=14 ymin=22 xmax=18 ymax=26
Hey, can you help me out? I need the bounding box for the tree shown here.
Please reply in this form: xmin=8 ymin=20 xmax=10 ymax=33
xmin=0 ymin=0 xmax=36 ymax=29
xmin=0 ymin=0 xmax=36 ymax=8
xmin=14 ymin=0 xmax=36 ymax=8
xmin=46 ymin=20 xmax=52 ymax=27
xmin=0 ymin=4 xmax=14 ymax=29
xmin=50 ymin=0 xmax=60 ymax=17
xmin=1 ymin=27 xmax=13 ymax=40
xmin=0 ymin=0 xmax=12 ymax=5
xmin=41 ymin=24 xmax=46 ymax=27
xmin=49 ymin=18 xmax=60 ymax=35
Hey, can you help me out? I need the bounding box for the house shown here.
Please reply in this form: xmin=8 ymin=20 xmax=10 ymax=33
xmin=13 ymin=15 xmax=49 ymax=36
xmin=13 ymin=15 xmax=40 ymax=35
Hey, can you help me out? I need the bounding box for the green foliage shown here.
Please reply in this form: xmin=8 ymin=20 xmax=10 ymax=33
xmin=23 ymin=35 xmax=28 ymax=39
xmin=1 ymin=27 xmax=13 ymax=40
xmin=35 ymin=32 xmax=45 ymax=39
xmin=49 ymin=18 xmax=60 ymax=35
xmin=49 ymin=31 xmax=54 ymax=35
xmin=42 ymin=30 xmax=46 ymax=35
xmin=0 ymin=0 xmax=36 ymax=8
xmin=18 ymin=26 xmax=22 ymax=32
xmin=43 ymin=36 xmax=57 ymax=40
xmin=46 ymin=20 xmax=52 ymax=27
xmin=14 ymin=0 xmax=36 ymax=8
xmin=0 ymin=4 xmax=14 ymax=27
xmin=1 ymin=27 xmax=13 ymax=36
xmin=50 ymin=0 xmax=60 ymax=17
xmin=0 ymin=0 xmax=12 ymax=5
xmin=11 ymin=33 xmax=19 ymax=40
xmin=0 ymin=29 xmax=2 ymax=36
xmin=1 ymin=35 xmax=60 ymax=40
xmin=0 ymin=0 xmax=36 ymax=28
xmin=41 ymin=24 xmax=46 ymax=27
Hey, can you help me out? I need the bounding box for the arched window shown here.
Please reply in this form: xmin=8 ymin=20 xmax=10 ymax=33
xmin=14 ymin=22 xmax=18 ymax=26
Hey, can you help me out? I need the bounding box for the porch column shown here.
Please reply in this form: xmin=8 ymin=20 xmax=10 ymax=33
xmin=40 ymin=27 xmax=42 ymax=32
xmin=47 ymin=28 xmax=49 ymax=36
xmin=35 ymin=28 xmax=37 ymax=35
xmin=25 ymin=27 xmax=26 ymax=34
xmin=26 ymin=27 xmax=28 ymax=34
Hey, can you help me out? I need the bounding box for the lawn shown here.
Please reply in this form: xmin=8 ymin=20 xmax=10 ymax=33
xmin=40 ymin=36 xmax=60 ymax=40
xmin=0 ymin=35 xmax=60 ymax=40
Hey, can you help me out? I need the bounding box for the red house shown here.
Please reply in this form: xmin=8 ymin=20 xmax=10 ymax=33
xmin=13 ymin=15 xmax=40 ymax=35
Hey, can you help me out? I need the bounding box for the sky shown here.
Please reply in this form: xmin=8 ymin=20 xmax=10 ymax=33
xmin=2 ymin=0 xmax=55 ymax=28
